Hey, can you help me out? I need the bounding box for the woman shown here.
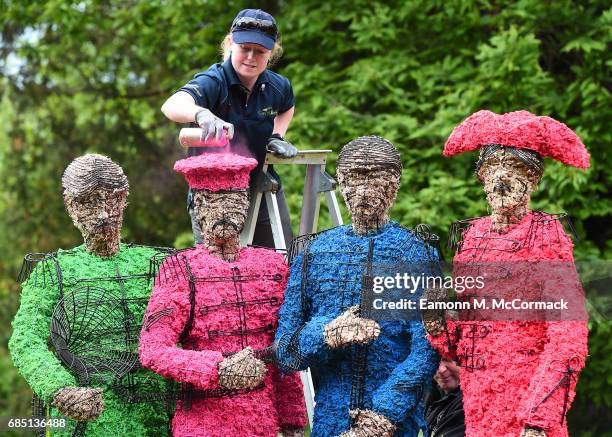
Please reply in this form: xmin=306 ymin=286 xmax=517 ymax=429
xmin=161 ymin=8 xmax=296 ymax=247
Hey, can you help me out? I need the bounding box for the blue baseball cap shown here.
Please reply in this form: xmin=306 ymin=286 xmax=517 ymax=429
xmin=230 ymin=9 xmax=278 ymax=50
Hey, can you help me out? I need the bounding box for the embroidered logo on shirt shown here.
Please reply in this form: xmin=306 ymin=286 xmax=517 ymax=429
xmin=258 ymin=107 xmax=278 ymax=117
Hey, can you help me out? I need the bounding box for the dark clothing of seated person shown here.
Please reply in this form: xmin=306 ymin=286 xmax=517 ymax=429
xmin=425 ymin=358 xmax=465 ymax=437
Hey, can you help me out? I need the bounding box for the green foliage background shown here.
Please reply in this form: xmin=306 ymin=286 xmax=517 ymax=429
xmin=1 ymin=1 xmax=610 ymax=435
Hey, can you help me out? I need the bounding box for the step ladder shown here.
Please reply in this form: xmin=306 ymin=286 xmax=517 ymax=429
xmin=240 ymin=150 xmax=343 ymax=428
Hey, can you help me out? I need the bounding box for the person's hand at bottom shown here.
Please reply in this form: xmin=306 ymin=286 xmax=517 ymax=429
xmin=338 ymin=409 xmax=396 ymax=437
xmin=51 ymin=387 xmax=104 ymax=421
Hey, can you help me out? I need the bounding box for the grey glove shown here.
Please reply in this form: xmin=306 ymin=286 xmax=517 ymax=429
xmin=267 ymin=134 xmax=298 ymax=158
xmin=195 ymin=108 xmax=234 ymax=141
xmin=51 ymin=386 xmax=105 ymax=422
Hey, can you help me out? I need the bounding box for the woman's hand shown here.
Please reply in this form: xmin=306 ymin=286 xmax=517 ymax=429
xmin=196 ymin=109 xmax=235 ymax=141
xmin=267 ymin=134 xmax=298 ymax=158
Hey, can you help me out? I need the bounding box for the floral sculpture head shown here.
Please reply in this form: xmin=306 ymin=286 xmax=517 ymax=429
xmin=62 ymin=154 xmax=129 ymax=257
xmin=444 ymin=110 xmax=589 ymax=233
xmin=174 ymin=153 xmax=257 ymax=261
xmin=336 ymin=135 xmax=402 ymax=235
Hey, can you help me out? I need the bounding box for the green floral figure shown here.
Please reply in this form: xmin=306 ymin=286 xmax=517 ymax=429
xmin=9 ymin=154 xmax=169 ymax=436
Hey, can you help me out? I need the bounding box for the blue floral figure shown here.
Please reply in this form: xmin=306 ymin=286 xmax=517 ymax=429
xmin=275 ymin=136 xmax=440 ymax=437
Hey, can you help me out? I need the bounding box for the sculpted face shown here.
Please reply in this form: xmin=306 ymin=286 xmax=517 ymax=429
xmin=337 ymin=165 xmax=400 ymax=231
xmin=64 ymin=188 xmax=128 ymax=257
xmin=192 ymin=189 xmax=250 ymax=243
xmin=478 ymin=149 xmax=539 ymax=216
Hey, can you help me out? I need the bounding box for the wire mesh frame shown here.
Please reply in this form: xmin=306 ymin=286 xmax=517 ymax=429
xmin=164 ymin=255 xmax=285 ymax=408
xmin=447 ymin=212 xmax=578 ymax=372
xmin=454 ymin=323 xmax=491 ymax=372
xmin=299 ymin=227 xmax=440 ymax=316
xmin=48 ymin=284 xmax=143 ymax=437
xmin=20 ymin=252 xmax=107 ymax=437
xmin=183 ymin=260 xmax=285 ymax=350
xmin=349 ymin=239 xmax=375 ymax=413
xmin=131 ymin=376 xmax=267 ymax=413
xmin=526 ymin=211 xmax=578 ymax=248
xmin=150 ymin=249 xmax=187 ymax=287
xmin=22 ymin=245 xmax=173 ymax=436
xmin=50 ymin=285 xmax=140 ymax=386
xmin=530 ymin=355 xmax=582 ymax=425
xmin=197 ymin=266 xmax=283 ymax=349
xmin=278 ymin=223 xmax=441 ymax=374
xmin=175 ymin=380 xmax=266 ymax=412
xmin=18 ymin=252 xmax=63 ymax=288
xmin=449 ymin=211 xmax=578 ymax=253
xmin=110 ymin=373 xmax=172 ymax=404
xmin=19 ymin=243 xmax=175 ymax=287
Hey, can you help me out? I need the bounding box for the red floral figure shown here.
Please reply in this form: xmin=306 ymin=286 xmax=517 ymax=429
xmin=428 ymin=110 xmax=589 ymax=437
xmin=139 ymin=153 xmax=307 ymax=436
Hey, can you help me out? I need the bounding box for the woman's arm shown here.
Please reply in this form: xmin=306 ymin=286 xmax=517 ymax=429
xmin=160 ymin=91 xmax=203 ymax=123
xmin=273 ymin=106 xmax=295 ymax=136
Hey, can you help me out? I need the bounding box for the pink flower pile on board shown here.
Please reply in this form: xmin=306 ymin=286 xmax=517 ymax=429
xmin=139 ymin=245 xmax=307 ymax=436
xmin=429 ymin=212 xmax=588 ymax=437
xmin=173 ymin=153 xmax=258 ymax=191
xmin=443 ymin=110 xmax=590 ymax=169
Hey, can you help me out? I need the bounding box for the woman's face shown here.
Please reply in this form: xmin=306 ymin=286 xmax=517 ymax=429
xmin=230 ymin=42 xmax=271 ymax=84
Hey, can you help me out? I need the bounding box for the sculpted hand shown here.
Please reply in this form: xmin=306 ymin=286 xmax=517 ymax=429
xmin=218 ymin=346 xmax=267 ymax=390
xmin=338 ymin=409 xmax=396 ymax=437
xmin=51 ymin=387 xmax=104 ymax=421
xmin=324 ymin=305 xmax=380 ymax=349
xmin=521 ymin=428 xmax=547 ymax=437
xmin=195 ymin=108 xmax=234 ymax=141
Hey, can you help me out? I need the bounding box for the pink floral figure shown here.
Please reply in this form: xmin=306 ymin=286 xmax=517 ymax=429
xmin=427 ymin=110 xmax=589 ymax=437
xmin=139 ymin=152 xmax=307 ymax=436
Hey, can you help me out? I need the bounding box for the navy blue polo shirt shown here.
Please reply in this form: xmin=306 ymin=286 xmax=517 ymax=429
xmin=178 ymin=58 xmax=295 ymax=167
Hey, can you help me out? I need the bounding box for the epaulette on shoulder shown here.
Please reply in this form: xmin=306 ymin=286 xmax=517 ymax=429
xmin=126 ymin=243 xmax=177 ymax=285
xmin=287 ymin=226 xmax=340 ymax=264
xmin=414 ymin=223 xmax=442 ymax=256
xmin=448 ymin=216 xmax=485 ymax=251
xmin=392 ymin=223 xmax=442 ymax=262
xmin=531 ymin=211 xmax=578 ymax=240
xmin=287 ymin=233 xmax=317 ymax=265
xmin=149 ymin=247 xmax=189 ymax=286
xmin=17 ymin=252 xmax=60 ymax=287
